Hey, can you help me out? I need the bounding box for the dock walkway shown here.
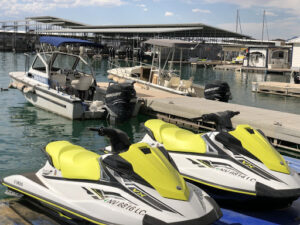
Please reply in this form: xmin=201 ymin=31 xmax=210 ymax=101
xmin=98 ymin=82 xmax=300 ymax=154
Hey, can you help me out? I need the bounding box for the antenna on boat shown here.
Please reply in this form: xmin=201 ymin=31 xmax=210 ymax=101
xmin=235 ymin=9 xmax=242 ymax=34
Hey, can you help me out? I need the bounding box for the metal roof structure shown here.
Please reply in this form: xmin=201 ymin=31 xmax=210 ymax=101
xmin=26 ymin=16 xmax=88 ymax=28
xmin=144 ymin=39 xmax=198 ymax=48
xmin=34 ymin=18 xmax=251 ymax=39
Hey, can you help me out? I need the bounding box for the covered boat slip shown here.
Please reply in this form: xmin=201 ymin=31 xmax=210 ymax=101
xmin=1 ymin=155 xmax=299 ymax=225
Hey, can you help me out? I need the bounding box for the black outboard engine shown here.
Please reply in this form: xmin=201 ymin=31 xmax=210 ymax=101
xmin=293 ymin=71 xmax=300 ymax=84
xmin=204 ymin=80 xmax=232 ymax=102
xmin=104 ymin=82 xmax=137 ymax=123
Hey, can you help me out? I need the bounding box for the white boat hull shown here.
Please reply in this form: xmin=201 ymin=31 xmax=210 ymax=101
xmin=10 ymin=72 xmax=105 ymax=120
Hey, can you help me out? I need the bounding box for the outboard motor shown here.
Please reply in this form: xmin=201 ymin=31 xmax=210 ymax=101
xmin=104 ymin=82 xmax=137 ymax=123
xmin=293 ymin=71 xmax=300 ymax=84
xmin=204 ymin=80 xmax=232 ymax=102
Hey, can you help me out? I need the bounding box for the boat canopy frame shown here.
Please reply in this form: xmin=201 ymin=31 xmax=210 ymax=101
xmin=145 ymin=39 xmax=200 ymax=79
xmin=30 ymin=51 xmax=95 ymax=80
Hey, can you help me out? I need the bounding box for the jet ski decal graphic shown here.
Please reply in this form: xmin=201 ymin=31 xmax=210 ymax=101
xmin=104 ymin=199 xmax=147 ymax=215
xmin=187 ymin=158 xmax=256 ymax=182
xmin=127 ymin=184 xmax=183 ymax=215
xmin=187 ymin=156 xmax=284 ymax=184
xmin=235 ymin=157 xmax=285 ymax=183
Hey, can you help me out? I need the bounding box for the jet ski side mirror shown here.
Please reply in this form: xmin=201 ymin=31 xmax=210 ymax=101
xmin=89 ymin=127 xmax=131 ymax=153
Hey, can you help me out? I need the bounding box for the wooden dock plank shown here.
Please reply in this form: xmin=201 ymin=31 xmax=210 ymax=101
xmin=0 ymin=199 xmax=63 ymax=225
xmin=0 ymin=202 xmax=30 ymax=225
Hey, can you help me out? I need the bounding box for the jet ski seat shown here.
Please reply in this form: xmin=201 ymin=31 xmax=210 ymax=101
xmin=145 ymin=119 xmax=177 ymax=143
xmin=145 ymin=119 xmax=206 ymax=154
xmin=45 ymin=141 xmax=101 ymax=181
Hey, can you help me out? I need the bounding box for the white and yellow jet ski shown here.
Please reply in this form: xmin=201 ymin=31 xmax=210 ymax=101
xmin=2 ymin=127 xmax=222 ymax=225
xmin=143 ymin=111 xmax=300 ymax=207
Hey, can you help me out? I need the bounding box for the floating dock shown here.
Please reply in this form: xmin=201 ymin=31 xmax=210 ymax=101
xmin=252 ymin=81 xmax=300 ymax=97
xmin=214 ymin=64 xmax=242 ymax=71
xmin=214 ymin=65 xmax=292 ymax=74
xmin=1 ymin=155 xmax=299 ymax=225
xmin=242 ymin=67 xmax=291 ymax=74
xmin=0 ymin=198 xmax=62 ymax=225
xmin=191 ymin=60 xmax=224 ymax=68
xmin=98 ymin=82 xmax=300 ymax=155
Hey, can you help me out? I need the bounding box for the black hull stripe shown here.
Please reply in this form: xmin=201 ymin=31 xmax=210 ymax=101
xmin=183 ymin=174 xmax=257 ymax=196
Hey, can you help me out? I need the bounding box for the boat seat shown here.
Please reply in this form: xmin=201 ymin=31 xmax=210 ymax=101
xmin=168 ymin=77 xmax=181 ymax=89
xmin=71 ymin=75 xmax=94 ymax=91
xmin=179 ymin=77 xmax=194 ymax=92
xmin=45 ymin=141 xmax=101 ymax=181
xmin=51 ymin=74 xmax=66 ymax=88
xmin=145 ymin=119 xmax=206 ymax=153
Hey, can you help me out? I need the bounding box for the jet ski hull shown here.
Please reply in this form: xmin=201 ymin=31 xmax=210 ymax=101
xmin=2 ymin=161 xmax=222 ymax=225
xmin=141 ymin=131 xmax=300 ymax=208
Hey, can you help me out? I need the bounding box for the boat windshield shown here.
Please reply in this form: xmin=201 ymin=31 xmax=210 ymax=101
xmin=76 ymin=59 xmax=93 ymax=75
xmin=51 ymin=54 xmax=78 ymax=72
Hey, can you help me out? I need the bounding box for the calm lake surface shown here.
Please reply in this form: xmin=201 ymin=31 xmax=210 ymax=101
xmin=0 ymin=52 xmax=299 ymax=198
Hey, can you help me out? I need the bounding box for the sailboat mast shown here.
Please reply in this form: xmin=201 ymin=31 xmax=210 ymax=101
xmin=235 ymin=9 xmax=242 ymax=34
xmin=261 ymin=10 xmax=265 ymax=41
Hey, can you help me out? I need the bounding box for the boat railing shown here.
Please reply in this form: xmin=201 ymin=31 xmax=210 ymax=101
xmin=108 ymin=59 xmax=181 ymax=80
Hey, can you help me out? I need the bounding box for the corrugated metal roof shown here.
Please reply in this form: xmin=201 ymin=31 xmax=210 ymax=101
xmin=144 ymin=39 xmax=198 ymax=48
xmin=26 ymin=16 xmax=251 ymax=39
xmin=40 ymin=27 xmax=202 ymax=34
xmin=26 ymin=16 xmax=88 ymax=28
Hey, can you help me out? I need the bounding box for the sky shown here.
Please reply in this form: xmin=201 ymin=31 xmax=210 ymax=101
xmin=0 ymin=0 xmax=299 ymax=40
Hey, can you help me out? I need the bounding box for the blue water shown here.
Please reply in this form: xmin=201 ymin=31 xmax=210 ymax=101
xmin=0 ymin=52 xmax=299 ymax=199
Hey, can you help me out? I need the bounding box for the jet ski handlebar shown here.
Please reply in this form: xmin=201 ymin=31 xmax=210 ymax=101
xmin=89 ymin=127 xmax=113 ymax=136
xmin=200 ymin=110 xmax=240 ymax=132
xmin=89 ymin=127 xmax=131 ymax=153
